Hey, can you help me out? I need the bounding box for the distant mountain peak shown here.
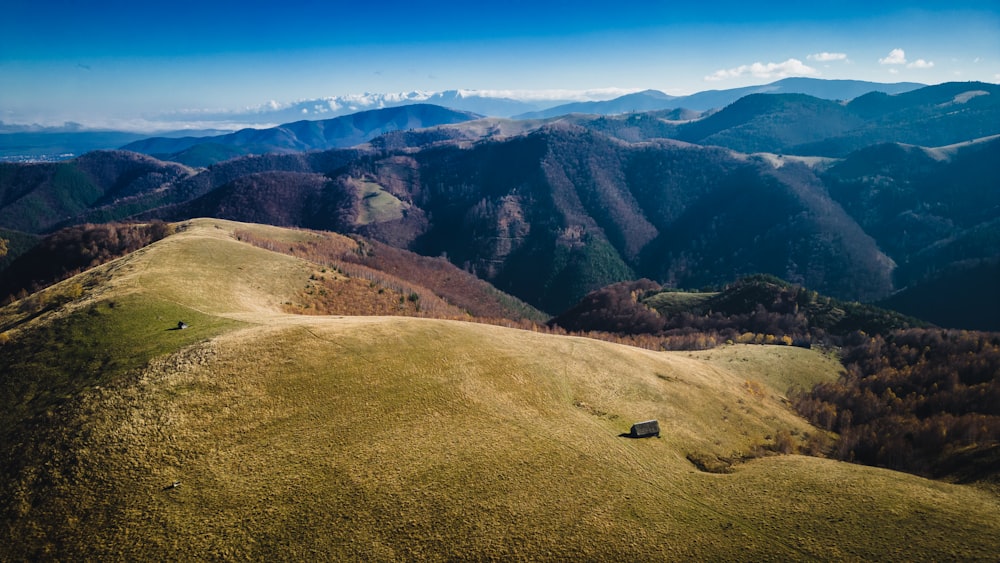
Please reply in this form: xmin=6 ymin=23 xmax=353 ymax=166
xmin=516 ymin=78 xmax=927 ymax=119
xmin=633 ymin=89 xmax=674 ymax=99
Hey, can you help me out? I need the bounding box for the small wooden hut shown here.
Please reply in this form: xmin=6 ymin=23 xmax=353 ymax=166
xmin=630 ymin=420 xmax=660 ymax=438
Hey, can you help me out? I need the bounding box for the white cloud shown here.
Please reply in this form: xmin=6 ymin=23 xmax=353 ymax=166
xmin=704 ymin=58 xmax=818 ymax=82
xmin=808 ymin=52 xmax=847 ymax=62
xmin=469 ymin=88 xmax=641 ymax=101
xmin=888 ymin=68 xmax=900 ymax=75
xmin=907 ymin=59 xmax=934 ymax=69
xmin=879 ymin=48 xmax=907 ymax=65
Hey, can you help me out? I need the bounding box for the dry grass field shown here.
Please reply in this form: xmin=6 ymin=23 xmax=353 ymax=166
xmin=1 ymin=219 xmax=997 ymax=560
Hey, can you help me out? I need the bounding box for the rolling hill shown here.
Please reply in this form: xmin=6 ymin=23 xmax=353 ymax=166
xmin=0 ymin=148 xmax=374 ymax=233
xmin=121 ymin=105 xmax=482 ymax=166
xmin=549 ymin=275 xmax=926 ymax=345
xmin=0 ymin=151 xmax=196 ymax=233
xmin=1 ymin=218 xmax=997 ymax=560
xmin=673 ymin=93 xmax=865 ymax=153
xmin=672 ymin=82 xmax=1000 ymax=156
xmin=512 ymin=89 xmax=681 ymax=118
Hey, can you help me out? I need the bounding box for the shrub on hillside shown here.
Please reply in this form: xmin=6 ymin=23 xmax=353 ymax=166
xmin=546 ymin=279 xmax=664 ymax=335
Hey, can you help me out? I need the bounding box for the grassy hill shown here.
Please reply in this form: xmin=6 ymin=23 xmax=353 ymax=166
xmin=1 ymin=219 xmax=998 ymax=560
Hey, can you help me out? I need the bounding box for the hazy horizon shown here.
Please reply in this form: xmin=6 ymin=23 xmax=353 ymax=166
xmin=2 ymin=0 xmax=998 ymax=130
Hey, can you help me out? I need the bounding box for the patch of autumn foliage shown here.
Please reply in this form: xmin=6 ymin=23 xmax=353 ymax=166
xmin=550 ymin=275 xmax=923 ymax=350
xmin=234 ymin=228 xmax=544 ymax=321
xmin=0 ymin=221 xmax=174 ymax=303
xmin=285 ymin=266 xmax=465 ymax=318
xmin=793 ymin=329 xmax=1000 ymax=483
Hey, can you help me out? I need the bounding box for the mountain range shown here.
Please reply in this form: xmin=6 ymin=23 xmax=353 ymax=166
xmin=160 ymin=78 xmax=925 ymax=125
xmin=120 ymin=105 xmax=482 ymax=166
xmin=514 ymin=77 xmax=925 ymax=119
xmin=115 ymin=81 xmax=1000 ymax=167
xmin=0 ymin=80 xmax=997 ymax=324
xmin=578 ymin=81 xmax=999 ymax=156
xmin=2 ymin=78 xmax=927 ymax=160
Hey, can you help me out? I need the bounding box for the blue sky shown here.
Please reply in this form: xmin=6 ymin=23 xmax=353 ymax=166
xmin=2 ymin=0 xmax=998 ymax=129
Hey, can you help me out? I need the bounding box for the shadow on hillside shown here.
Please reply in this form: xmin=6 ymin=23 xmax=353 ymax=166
xmin=618 ymin=432 xmax=660 ymax=439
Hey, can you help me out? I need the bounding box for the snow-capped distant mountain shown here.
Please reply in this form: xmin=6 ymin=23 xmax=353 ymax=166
xmin=158 ymin=90 xmax=582 ymax=126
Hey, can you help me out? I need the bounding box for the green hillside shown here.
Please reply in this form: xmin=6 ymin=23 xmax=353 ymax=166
xmin=1 ymin=219 xmax=997 ymax=560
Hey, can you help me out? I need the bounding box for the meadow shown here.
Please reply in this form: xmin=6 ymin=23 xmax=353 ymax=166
xmin=1 ymin=219 xmax=997 ymax=560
